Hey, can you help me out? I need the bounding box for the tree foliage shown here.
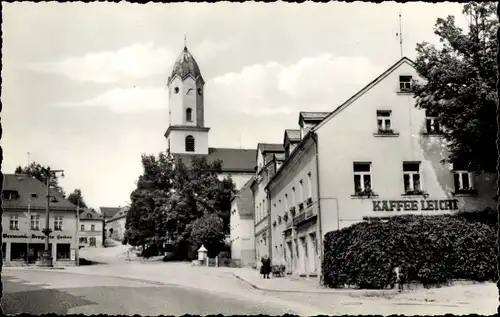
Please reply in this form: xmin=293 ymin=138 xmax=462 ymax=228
xmin=15 ymin=162 xmax=65 ymax=194
xmin=412 ymin=2 xmax=498 ymax=173
xmin=188 ymin=213 xmax=225 ymax=258
xmin=67 ymin=188 xmax=88 ymax=208
xmin=124 ymin=152 xmax=236 ymax=259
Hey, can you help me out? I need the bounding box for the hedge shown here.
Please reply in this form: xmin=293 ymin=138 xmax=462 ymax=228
xmin=322 ymin=213 xmax=498 ymax=289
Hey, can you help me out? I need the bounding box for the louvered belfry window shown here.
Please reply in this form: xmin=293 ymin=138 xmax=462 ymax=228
xmin=185 ymin=135 xmax=195 ymax=152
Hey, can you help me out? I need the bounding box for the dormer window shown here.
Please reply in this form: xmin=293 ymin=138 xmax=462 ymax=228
xmin=3 ymin=190 xmax=19 ymax=200
xmin=87 ymin=214 xmax=93 ymax=219
xmin=31 ymin=193 xmax=37 ymax=198
xmin=186 ymin=108 xmax=193 ymax=122
xmin=399 ymin=75 xmax=413 ymax=92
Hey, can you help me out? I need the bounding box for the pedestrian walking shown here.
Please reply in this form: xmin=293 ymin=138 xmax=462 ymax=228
xmin=261 ymin=254 xmax=271 ymax=279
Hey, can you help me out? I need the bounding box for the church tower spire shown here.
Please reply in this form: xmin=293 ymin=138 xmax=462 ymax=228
xmin=165 ymin=42 xmax=210 ymax=155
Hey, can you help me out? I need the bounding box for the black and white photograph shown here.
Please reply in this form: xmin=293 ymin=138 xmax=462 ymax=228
xmin=1 ymin=1 xmax=498 ymax=315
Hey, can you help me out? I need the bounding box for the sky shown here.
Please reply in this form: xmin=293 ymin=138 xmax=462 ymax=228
xmin=1 ymin=1 xmax=468 ymax=209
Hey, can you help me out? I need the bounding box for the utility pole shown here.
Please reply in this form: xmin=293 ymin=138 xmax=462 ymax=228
xmin=396 ymin=11 xmax=403 ymax=58
xmin=40 ymin=167 xmax=64 ymax=267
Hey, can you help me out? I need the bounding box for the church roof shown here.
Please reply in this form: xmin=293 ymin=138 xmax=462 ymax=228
xmin=169 ymin=46 xmax=204 ymax=84
xmin=173 ymin=147 xmax=257 ymax=173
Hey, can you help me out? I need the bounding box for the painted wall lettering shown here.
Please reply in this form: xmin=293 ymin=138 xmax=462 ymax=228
xmin=372 ymin=199 xmax=459 ymax=212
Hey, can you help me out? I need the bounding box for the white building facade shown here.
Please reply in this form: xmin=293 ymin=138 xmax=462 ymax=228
xmin=230 ymin=177 xmax=256 ymax=267
xmin=78 ymin=208 xmax=104 ymax=248
xmin=267 ymin=57 xmax=498 ymax=279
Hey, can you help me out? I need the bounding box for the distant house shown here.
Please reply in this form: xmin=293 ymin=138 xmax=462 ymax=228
xmin=105 ymin=207 xmax=129 ymax=242
xmin=99 ymin=207 xmax=121 ymax=240
xmin=78 ymin=208 xmax=103 ymax=248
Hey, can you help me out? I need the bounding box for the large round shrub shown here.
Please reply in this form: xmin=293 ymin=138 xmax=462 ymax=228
xmin=322 ymin=214 xmax=497 ymax=289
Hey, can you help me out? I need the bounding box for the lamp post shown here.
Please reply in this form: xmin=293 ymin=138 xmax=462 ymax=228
xmin=40 ymin=167 xmax=64 ymax=267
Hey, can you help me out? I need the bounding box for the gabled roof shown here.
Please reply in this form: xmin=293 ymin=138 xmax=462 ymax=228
xmin=173 ymin=147 xmax=257 ymax=173
xmin=299 ymin=112 xmax=330 ymax=125
xmin=283 ymin=129 xmax=301 ymax=145
xmin=231 ymin=177 xmax=254 ymax=217
xmin=100 ymin=207 xmax=122 ymax=219
xmin=106 ymin=206 xmax=129 ymax=223
xmin=313 ymin=57 xmax=415 ymax=132
xmin=3 ymin=174 xmax=76 ymax=210
xmin=79 ymin=208 xmax=103 ymax=220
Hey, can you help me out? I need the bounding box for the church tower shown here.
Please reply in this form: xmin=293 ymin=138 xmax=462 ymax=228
xmin=165 ymin=43 xmax=210 ymax=155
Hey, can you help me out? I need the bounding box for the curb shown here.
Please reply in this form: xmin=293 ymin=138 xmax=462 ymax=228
xmin=232 ymin=272 xmax=402 ymax=296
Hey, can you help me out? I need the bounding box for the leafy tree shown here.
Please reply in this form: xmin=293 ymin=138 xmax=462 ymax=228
xmin=188 ymin=213 xmax=226 ymax=258
xmin=124 ymin=152 xmax=237 ymax=259
xmin=67 ymin=188 xmax=88 ymax=208
xmin=15 ymin=162 xmax=65 ymax=194
xmin=412 ymin=2 xmax=498 ymax=173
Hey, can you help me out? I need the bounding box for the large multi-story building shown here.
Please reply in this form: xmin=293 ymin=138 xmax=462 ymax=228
xmin=2 ymin=174 xmax=79 ymax=266
xmin=252 ymin=143 xmax=285 ymax=266
xmin=164 ymin=44 xmax=257 ymax=190
xmin=265 ymin=57 xmax=497 ymax=278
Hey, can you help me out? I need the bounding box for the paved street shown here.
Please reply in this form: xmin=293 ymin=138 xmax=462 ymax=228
xmin=3 ymin=244 xmax=496 ymax=316
xmin=1 ymin=270 xmax=310 ymax=315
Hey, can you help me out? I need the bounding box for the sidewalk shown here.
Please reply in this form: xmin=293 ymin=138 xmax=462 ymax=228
xmin=230 ymin=267 xmax=399 ymax=296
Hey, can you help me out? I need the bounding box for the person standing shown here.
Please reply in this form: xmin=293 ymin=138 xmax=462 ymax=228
xmin=261 ymin=255 xmax=271 ymax=279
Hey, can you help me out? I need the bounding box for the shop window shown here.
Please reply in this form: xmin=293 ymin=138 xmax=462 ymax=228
xmin=185 ymin=135 xmax=195 ymax=152
xmin=10 ymin=215 xmax=19 ymax=230
xmin=353 ymin=162 xmax=372 ymax=194
xmin=403 ymin=162 xmax=422 ymax=194
xmin=453 ymin=162 xmax=475 ymax=194
xmin=54 ymin=216 xmax=63 ymax=231
xmin=376 ymin=110 xmax=393 ymax=133
xmin=399 ymin=75 xmax=413 ymax=92
xmin=11 ymin=243 xmax=27 ymax=260
xmin=56 ymin=244 xmax=71 ymax=260
xmin=31 ymin=214 xmax=40 ymax=230
xmin=90 ymin=237 xmax=97 ymax=247
xmin=81 ymin=224 xmax=85 ymax=231
xmin=79 ymin=237 xmax=88 ymax=243
xmin=91 ymin=224 xmax=95 ymax=232
xmin=425 ymin=110 xmax=442 ymax=134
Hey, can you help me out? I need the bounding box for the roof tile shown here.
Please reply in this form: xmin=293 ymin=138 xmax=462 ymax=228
xmin=3 ymin=174 xmax=76 ymax=210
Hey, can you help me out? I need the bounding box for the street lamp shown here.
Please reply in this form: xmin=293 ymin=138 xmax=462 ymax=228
xmin=39 ymin=167 xmax=64 ymax=267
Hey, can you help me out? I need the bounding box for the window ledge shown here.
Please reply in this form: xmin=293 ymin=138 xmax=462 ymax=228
xmin=397 ymin=91 xmax=414 ymax=95
xmin=401 ymin=193 xmax=426 ymax=198
xmin=351 ymin=194 xmax=379 ymax=199
xmin=373 ymin=132 xmax=400 ymax=137
xmin=452 ymin=191 xmax=478 ymax=197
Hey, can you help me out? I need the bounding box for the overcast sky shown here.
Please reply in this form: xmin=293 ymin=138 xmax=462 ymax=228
xmin=2 ymin=2 xmax=467 ymax=209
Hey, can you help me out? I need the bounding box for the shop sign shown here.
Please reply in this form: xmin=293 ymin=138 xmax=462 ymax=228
xmin=70 ymin=249 xmax=76 ymax=261
xmin=372 ymin=199 xmax=459 ymax=212
xmin=3 ymin=233 xmax=73 ymax=240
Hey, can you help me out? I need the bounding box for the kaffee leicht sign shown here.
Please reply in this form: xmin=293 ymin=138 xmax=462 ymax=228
xmin=372 ymin=199 xmax=459 ymax=212
xmin=3 ymin=233 xmax=72 ymax=240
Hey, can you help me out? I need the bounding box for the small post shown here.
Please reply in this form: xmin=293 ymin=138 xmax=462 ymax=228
xmin=206 ymin=257 xmax=209 ymax=267
xmin=215 ymin=255 xmax=218 ymax=267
